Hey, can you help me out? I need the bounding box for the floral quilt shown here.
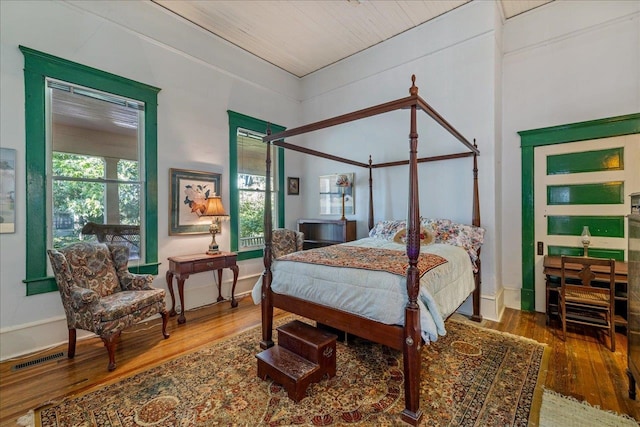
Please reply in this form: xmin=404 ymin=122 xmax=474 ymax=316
xmin=278 ymin=245 xmax=447 ymax=278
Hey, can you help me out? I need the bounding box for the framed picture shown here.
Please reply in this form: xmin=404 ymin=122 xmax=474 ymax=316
xmin=169 ymin=168 xmax=221 ymax=235
xmin=0 ymin=148 xmax=16 ymax=234
xmin=319 ymin=173 xmax=354 ymax=216
xmin=287 ymin=177 xmax=300 ymax=195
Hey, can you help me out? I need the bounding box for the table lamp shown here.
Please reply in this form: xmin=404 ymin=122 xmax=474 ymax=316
xmin=202 ymin=196 xmax=229 ymax=254
xmin=581 ymin=226 xmax=591 ymax=257
xmin=335 ymin=174 xmax=351 ymax=221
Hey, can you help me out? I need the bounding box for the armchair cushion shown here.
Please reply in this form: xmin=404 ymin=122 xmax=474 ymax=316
xmin=98 ymin=289 xmax=166 ymax=322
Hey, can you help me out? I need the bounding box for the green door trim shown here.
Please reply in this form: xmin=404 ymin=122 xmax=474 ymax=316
xmin=518 ymin=113 xmax=640 ymax=311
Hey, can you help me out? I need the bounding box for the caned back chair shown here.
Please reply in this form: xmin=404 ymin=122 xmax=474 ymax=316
xmin=559 ymin=255 xmax=616 ymax=351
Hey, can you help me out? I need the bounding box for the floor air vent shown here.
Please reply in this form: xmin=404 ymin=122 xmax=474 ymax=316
xmin=12 ymin=351 xmax=65 ymax=371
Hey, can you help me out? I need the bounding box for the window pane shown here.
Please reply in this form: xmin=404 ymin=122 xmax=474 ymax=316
xmin=50 ymin=81 xmax=143 ymax=260
xmin=238 ymin=190 xmax=275 ymax=249
xmin=52 ymin=152 xmax=104 ymax=178
xmin=52 ymin=176 xmax=105 ymax=249
xmin=238 ymin=173 xmax=268 ymax=191
xmin=118 ymin=182 xmax=140 ymax=225
xmin=118 ymin=159 xmax=139 ymax=181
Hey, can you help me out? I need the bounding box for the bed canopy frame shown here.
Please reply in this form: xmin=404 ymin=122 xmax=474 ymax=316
xmin=260 ymin=75 xmax=481 ymax=425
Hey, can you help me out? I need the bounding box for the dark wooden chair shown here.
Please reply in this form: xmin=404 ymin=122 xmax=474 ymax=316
xmin=559 ymin=255 xmax=616 ymax=351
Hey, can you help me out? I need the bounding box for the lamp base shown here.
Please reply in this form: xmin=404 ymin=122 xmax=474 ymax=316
xmin=207 ymin=228 xmax=220 ymax=255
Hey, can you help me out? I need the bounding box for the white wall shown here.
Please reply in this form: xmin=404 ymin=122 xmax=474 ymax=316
xmin=299 ymin=1 xmax=502 ymax=320
xmin=501 ymin=1 xmax=640 ymax=310
xmin=0 ymin=0 xmax=300 ymax=360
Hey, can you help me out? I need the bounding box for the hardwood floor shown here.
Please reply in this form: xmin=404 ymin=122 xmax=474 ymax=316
xmin=1 ymin=296 xmax=638 ymax=425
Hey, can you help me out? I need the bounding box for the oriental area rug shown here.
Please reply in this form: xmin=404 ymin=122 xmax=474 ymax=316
xmin=26 ymin=317 xmax=549 ymax=427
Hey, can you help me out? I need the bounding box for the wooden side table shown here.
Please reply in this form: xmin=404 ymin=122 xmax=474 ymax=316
xmin=166 ymin=252 xmax=239 ymax=324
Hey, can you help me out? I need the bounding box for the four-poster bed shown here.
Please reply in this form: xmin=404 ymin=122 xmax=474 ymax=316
xmin=259 ymin=76 xmax=482 ymax=425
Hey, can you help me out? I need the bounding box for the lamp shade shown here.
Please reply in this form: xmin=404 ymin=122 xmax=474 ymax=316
xmin=202 ymin=196 xmax=228 ymax=218
xmin=336 ymin=174 xmax=350 ymax=188
xmin=581 ymin=226 xmax=591 ymax=245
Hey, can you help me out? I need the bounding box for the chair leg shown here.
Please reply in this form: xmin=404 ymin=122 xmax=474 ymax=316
xmin=101 ymin=331 xmax=121 ymax=371
xmin=161 ymin=309 xmax=170 ymax=339
xmin=561 ymin=304 xmax=566 ymax=342
xmin=610 ymin=314 xmax=616 ymax=352
xmin=67 ymin=328 xmax=77 ymax=358
xmin=545 ymin=286 xmax=550 ymax=325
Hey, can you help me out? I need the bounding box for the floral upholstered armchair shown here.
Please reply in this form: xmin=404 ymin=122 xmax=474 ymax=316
xmin=271 ymin=228 xmax=304 ymax=259
xmin=47 ymin=242 xmax=169 ymax=371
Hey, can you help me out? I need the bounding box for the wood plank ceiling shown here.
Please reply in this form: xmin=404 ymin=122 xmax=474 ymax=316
xmin=54 ymin=1 xmax=552 ymax=134
xmin=152 ymin=0 xmax=553 ymax=78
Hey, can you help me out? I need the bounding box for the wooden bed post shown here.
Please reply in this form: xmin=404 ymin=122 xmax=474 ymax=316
xmin=368 ymin=155 xmax=374 ymax=231
xmin=401 ymin=75 xmax=423 ymax=426
xmin=260 ymin=128 xmax=275 ymax=349
xmin=471 ymin=139 xmax=483 ymax=322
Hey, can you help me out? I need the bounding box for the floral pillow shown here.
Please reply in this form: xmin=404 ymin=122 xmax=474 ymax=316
xmin=422 ymin=219 xmax=485 ymax=272
xmin=369 ymin=218 xmax=485 ymax=272
xmin=368 ymin=219 xmax=406 ymax=240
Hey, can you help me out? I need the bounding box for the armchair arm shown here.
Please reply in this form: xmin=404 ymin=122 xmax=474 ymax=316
xmin=69 ymin=285 xmax=100 ymax=310
xmin=119 ymin=272 xmax=154 ymax=291
xmin=108 ymin=243 xmax=154 ymax=290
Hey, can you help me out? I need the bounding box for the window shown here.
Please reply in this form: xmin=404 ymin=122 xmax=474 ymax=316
xmin=49 ymin=81 xmax=144 ymax=260
xmin=21 ymin=46 xmax=160 ymax=295
xmin=228 ymin=111 xmax=285 ymax=260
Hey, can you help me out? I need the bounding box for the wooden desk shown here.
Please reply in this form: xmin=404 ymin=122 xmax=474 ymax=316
xmin=166 ymin=252 xmax=239 ymax=324
xmin=543 ymin=255 xmax=628 ymax=328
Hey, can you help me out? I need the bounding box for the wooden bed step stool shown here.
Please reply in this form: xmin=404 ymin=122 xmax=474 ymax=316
xmin=277 ymin=320 xmax=337 ymax=378
xmin=256 ymin=320 xmax=337 ymax=402
xmin=256 ymin=345 xmax=323 ymax=402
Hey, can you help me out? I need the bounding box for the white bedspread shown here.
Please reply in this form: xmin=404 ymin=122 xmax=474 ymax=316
xmin=251 ymin=237 xmax=475 ymax=343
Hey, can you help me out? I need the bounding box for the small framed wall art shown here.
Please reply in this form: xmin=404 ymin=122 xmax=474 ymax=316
xmin=287 ymin=177 xmax=300 ymax=195
xmin=169 ymin=168 xmax=221 ymax=235
xmin=0 ymin=148 xmax=16 ymax=234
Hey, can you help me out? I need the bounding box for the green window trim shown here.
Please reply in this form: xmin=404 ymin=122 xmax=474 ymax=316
xmin=518 ymin=112 xmax=640 ymax=312
xmin=20 ymin=46 xmax=160 ymax=295
xmin=228 ymin=111 xmax=285 ymax=261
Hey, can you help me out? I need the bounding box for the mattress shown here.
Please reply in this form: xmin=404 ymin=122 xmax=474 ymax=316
xmin=252 ymin=237 xmax=475 ymax=343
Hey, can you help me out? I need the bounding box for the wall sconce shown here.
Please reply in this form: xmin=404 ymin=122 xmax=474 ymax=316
xmin=202 ymin=196 xmax=229 ymax=254
xmin=581 ymin=226 xmax=591 ymax=257
xmin=335 ymin=174 xmax=351 ymax=221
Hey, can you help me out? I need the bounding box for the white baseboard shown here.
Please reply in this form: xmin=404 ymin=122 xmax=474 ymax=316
xmin=503 ymin=286 xmax=522 ymax=310
xmin=0 ymin=316 xmax=93 ymax=362
xmin=456 ymin=289 xmax=504 ymax=322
